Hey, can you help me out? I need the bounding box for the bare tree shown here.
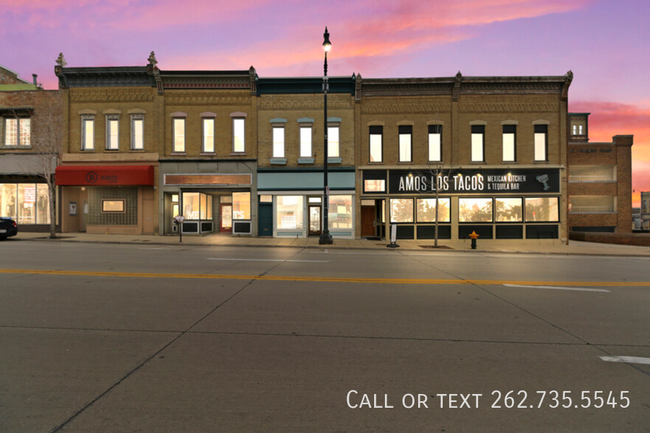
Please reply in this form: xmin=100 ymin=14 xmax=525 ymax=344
xmin=23 ymin=90 xmax=63 ymax=238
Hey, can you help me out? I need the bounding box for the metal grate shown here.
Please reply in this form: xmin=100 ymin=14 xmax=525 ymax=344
xmin=88 ymin=187 xmax=138 ymax=226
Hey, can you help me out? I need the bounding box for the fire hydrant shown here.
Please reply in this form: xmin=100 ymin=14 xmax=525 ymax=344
xmin=469 ymin=231 xmax=479 ymax=249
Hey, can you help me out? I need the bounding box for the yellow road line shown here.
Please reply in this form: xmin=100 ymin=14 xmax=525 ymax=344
xmin=0 ymin=268 xmax=648 ymax=287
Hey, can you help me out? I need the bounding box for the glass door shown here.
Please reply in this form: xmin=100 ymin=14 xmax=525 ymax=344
xmin=309 ymin=205 xmax=321 ymax=236
xmin=220 ymin=204 xmax=232 ymax=232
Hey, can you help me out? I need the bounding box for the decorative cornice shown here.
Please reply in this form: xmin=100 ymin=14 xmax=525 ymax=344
xmin=70 ymin=90 xmax=154 ymax=102
xmin=363 ymin=83 xmax=453 ymax=97
xmin=458 ymin=103 xmax=560 ymax=113
xmin=259 ymin=94 xmax=353 ymax=110
xmin=161 ymin=75 xmax=251 ymax=90
xmin=57 ymin=67 xmax=152 ymax=89
xmin=362 ymin=103 xmax=450 ymax=115
xmin=460 ymin=82 xmax=564 ymax=95
xmin=165 ymin=92 xmax=251 ymax=106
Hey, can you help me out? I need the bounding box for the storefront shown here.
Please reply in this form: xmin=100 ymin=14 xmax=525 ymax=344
xmin=257 ymin=167 xmax=355 ymax=238
xmin=159 ymin=161 xmax=256 ymax=236
xmin=361 ymin=168 xmax=562 ymax=241
xmin=0 ymin=155 xmax=57 ymax=232
xmin=56 ymin=165 xmax=155 ymax=234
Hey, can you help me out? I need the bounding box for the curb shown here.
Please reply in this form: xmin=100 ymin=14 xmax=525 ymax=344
xmin=11 ymin=235 xmax=650 ymax=257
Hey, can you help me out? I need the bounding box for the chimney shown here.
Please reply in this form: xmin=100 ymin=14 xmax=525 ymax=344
xmin=32 ymin=74 xmax=38 ymax=86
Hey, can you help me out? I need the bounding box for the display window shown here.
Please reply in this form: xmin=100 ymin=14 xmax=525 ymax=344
xmin=232 ymin=192 xmax=250 ymax=220
xmin=525 ymin=197 xmax=559 ymax=222
xmin=277 ymin=196 xmax=303 ymax=229
xmin=0 ymin=183 xmax=50 ymax=224
xmin=495 ymin=198 xmax=523 ymax=222
xmin=390 ymin=198 xmax=413 ymax=223
xmin=417 ymin=198 xmax=450 ymax=223
xmin=459 ymin=198 xmax=492 ymax=222
xmin=329 ymin=195 xmax=352 ymax=229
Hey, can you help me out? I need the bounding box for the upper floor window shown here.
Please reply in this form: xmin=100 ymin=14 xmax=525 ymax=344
xmin=369 ymin=125 xmax=383 ymax=163
xmin=272 ymin=125 xmax=285 ymax=158
xmin=398 ymin=125 xmax=412 ymax=162
xmin=471 ymin=125 xmax=485 ymax=162
xmin=534 ymin=125 xmax=548 ymax=161
xmin=106 ymin=115 xmax=119 ymax=150
xmin=572 ymin=124 xmax=584 ymax=135
xmin=4 ymin=118 xmax=31 ymax=146
xmin=131 ymin=115 xmax=144 ymax=150
xmin=502 ymin=125 xmax=516 ymax=162
xmin=202 ymin=117 xmax=215 ymax=153
xmin=233 ymin=118 xmax=245 ymax=153
xmin=300 ymin=125 xmax=312 ymax=157
xmin=328 ymin=125 xmax=340 ymax=158
xmin=81 ymin=115 xmax=95 ymax=151
xmin=428 ymin=125 xmax=442 ymax=162
xmin=173 ymin=118 xmax=185 ymax=153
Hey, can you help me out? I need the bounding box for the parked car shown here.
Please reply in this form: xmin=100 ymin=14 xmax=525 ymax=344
xmin=0 ymin=217 xmax=18 ymax=240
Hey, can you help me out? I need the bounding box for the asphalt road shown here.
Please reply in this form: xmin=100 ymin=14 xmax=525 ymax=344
xmin=1 ymin=241 xmax=649 ymax=432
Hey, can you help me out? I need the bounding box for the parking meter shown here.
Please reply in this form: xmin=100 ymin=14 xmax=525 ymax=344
xmin=174 ymin=215 xmax=185 ymax=242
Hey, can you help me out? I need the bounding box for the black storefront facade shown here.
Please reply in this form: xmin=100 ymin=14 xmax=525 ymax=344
xmin=361 ymin=167 xmax=562 ymax=242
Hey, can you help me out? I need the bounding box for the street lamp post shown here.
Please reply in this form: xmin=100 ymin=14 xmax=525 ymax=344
xmin=319 ymin=26 xmax=333 ymax=245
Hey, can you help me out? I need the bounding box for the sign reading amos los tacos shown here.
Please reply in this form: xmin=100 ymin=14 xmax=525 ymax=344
xmin=380 ymin=169 xmax=560 ymax=194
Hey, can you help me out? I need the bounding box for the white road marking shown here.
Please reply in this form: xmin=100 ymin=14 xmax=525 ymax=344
xmin=503 ymin=284 xmax=610 ymax=293
xmin=600 ymin=356 xmax=650 ymax=365
xmin=207 ymin=258 xmax=330 ymax=263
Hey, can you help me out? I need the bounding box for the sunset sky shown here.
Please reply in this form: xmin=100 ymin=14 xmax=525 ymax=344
xmin=2 ymin=0 xmax=648 ymax=206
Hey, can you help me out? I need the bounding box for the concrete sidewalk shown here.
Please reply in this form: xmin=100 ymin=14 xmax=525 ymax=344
xmin=9 ymin=231 xmax=650 ymax=257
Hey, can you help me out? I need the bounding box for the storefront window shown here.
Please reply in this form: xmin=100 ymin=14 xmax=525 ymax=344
xmin=459 ymin=198 xmax=492 ymax=222
xmin=525 ymin=197 xmax=559 ymax=222
xmin=329 ymin=195 xmax=352 ymax=229
xmin=37 ymin=185 xmax=50 ymax=224
xmin=495 ymin=198 xmax=523 ymax=222
xmin=18 ymin=184 xmax=36 ymax=224
xmin=0 ymin=184 xmax=17 ymax=219
xmin=364 ymin=179 xmax=385 ymax=193
xmin=417 ymin=198 xmax=450 ymax=223
xmin=277 ymin=196 xmax=303 ymax=229
xmin=390 ymin=198 xmax=413 ymax=223
xmin=200 ymin=194 xmax=207 ymax=219
xmin=182 ymin=192 xmax=200 ymax=219
xmin=232 ymin=192 xmax=250 ymax=220
xmin=0 ymin=183 xmax=51 ymax=224
xmin=206 ymin=195 xmax=213 ymax=220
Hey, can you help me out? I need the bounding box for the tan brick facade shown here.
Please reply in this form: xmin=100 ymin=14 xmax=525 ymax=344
xmin=356 ymin=74 xmax=571 ymax=243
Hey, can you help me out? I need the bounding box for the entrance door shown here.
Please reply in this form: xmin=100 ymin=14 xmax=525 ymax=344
xmin=81 ymin=199 xmax=88 ymax=232
xmin=308 ymin=205 xmax=321 ymax=236
xmin=258 ymin=203 xmax=273 ymax=237
xmin=220 ymin=204 xmax=232 ymax=232
xmin=361 ymin=206 xmax=375 ymax=237
xmin=375 ymin=199 xmax=386 ymax=238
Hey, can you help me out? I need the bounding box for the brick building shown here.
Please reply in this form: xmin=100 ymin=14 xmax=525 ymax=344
xmin=356 ymin=72 xmax=572 ymax=243
xmin=568 ymin=113 xmax=633 ymax=233
xmin=54 ymin=53 xmax=637 ymax=243
xmin=256 ymin=77 xmax=356 ymax=238
xmin=54 ymin=55 xmax=159 ymax=235
xmin=0 ymin=65 xmax=59 ymax=232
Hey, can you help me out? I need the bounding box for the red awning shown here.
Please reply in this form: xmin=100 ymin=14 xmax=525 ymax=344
xmin=56 ymin=165 xmax=154 ymax=186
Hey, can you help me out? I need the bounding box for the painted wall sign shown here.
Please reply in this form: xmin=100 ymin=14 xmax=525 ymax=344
xmin=365 ymin=169 xmax=560 ymax=195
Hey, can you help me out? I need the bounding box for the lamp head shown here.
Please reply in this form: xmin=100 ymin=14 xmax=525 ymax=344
xmin=323 ymin=27 xmax=332 ymax=53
